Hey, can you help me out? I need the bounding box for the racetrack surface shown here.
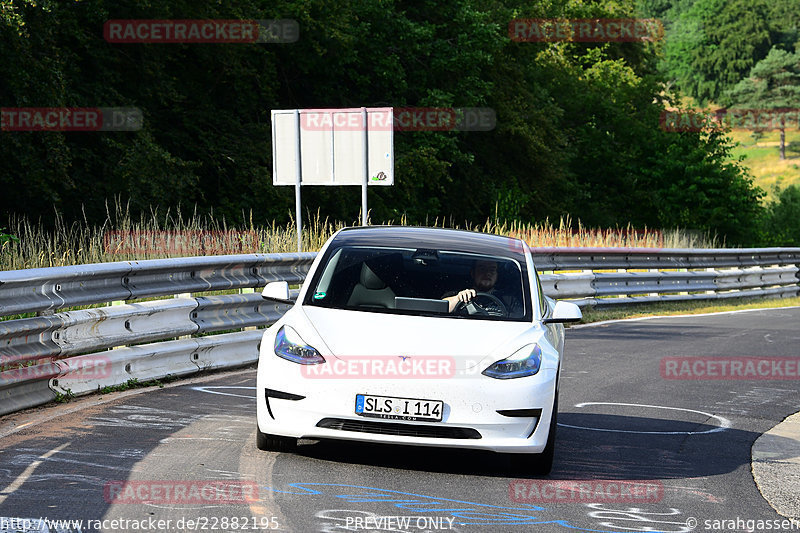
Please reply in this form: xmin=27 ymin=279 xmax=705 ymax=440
xmin=1 ymin=308 xmax=798 ymax=533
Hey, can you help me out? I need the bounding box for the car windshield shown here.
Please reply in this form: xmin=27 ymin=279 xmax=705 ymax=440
xmin=303 ymin=245 xmax=530 ymax=321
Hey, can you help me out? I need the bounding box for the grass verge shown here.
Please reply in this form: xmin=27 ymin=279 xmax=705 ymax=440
xmin=729 ymin=129 xmax=800 ymax=200
xmin=98 ymin=376 xmax=176 ymax=394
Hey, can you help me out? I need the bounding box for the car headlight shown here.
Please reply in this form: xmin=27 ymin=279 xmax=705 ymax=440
xmin=274 ymin=326 xmax=326 ymax=365
xmin=482 ymin=344 xmax=542 ymax=379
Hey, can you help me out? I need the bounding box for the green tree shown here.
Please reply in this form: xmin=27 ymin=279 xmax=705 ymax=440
xmin=767 ymin=0 xmax=800 ymax=53
xmin=639 ymin=129 xmax=764 ymax=245
xmin=0 ymin=0 xmax=770 ymax=246
xmin=661 ymin=0 xmax=771 ymax=105
xmin=725 ymin=47 xmax=800 ymax=160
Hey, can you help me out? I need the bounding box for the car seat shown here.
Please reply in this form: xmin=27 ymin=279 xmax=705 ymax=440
xmin=347 ymin=263 xmax=396 ymax=308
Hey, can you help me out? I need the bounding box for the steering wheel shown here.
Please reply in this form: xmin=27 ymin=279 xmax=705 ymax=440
xmin=454 ymin=292 xmax=509 ymax=317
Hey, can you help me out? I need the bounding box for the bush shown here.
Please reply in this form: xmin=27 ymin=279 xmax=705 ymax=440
xmin=760 ymin=185 xmax=800 ymax=245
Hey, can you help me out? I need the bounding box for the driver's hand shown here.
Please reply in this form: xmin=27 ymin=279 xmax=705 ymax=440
xmin=457 ymin=289 xmax=476 ymax=303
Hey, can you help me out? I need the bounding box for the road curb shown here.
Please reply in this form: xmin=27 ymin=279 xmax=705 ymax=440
xmin=752 ymin=411 xmax=800 ymax=519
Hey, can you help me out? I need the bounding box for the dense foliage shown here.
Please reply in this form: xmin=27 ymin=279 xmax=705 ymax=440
xmin=760 ymin=185 xmax=800 ymax=246
xmin=0 ymin=0 xmax=794 ymax=245
xmin=652 ymin=0 xmax=800 ymax=106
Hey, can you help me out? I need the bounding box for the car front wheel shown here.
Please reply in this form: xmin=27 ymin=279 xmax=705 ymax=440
xmin=256 ymin=426 xmax=297 ymax=452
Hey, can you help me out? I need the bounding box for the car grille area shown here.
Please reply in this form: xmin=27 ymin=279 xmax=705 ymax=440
xmin=316 ymin=418 xmax=482 ymax=439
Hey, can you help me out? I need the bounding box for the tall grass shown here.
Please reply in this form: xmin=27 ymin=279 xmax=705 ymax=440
xmin=498 ymin=217 xmax=717 ymax=249
xmin=1 ymin=202 xmax=718 ymax=271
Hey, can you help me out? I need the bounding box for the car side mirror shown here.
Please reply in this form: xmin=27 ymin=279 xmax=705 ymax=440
xmin=262 ymin=281 xmax=291 ymax=302
xmin=543 ymin=301 xmax=582 ymax=324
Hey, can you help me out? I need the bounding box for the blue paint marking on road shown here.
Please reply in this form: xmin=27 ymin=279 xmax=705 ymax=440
xmin=264 ymin=482 xmax=672 ymax=532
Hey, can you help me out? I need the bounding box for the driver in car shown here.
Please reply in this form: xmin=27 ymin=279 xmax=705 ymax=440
xmin=442 ymin=259 xmax=522 ymax=316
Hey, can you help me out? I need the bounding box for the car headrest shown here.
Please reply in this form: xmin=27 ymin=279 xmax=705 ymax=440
xmin=359 ymin=263 xmax=387 ymax=290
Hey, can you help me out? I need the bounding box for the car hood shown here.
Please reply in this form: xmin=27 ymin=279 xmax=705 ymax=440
xmin=298 ymin=307 xmax=537 ymax=370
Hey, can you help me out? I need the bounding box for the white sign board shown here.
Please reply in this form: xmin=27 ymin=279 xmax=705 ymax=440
xmin=271 ymin=108 xmax=394 ymax=186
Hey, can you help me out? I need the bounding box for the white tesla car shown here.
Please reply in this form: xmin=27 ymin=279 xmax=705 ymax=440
xmin=256 ymin=226 xmax=581 ymax=474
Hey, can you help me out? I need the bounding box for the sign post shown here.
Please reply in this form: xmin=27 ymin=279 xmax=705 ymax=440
xmin=271 ymin=107 xmax=394 ymax=251
xmin=362 ymin=107 xmax=368 ymax=227
xmin=294 ymin=109 xmax=302 ymax=251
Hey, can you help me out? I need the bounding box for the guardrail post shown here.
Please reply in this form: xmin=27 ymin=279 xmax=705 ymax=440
xmin=241 ymin=288 xmax=257 ymax=331
xmin=648 ymin=268 xmax=659 ymax=297
xmin=678 ymin=268 xmax=689 ymax=296
xmin=616 ymin=268 xmax=627 ymax=303
xmin=705 ymin=267 xmax=716 ymax=296
xmin=176 ymin=292 xmax=193 ymax=340
xmin=111 ymin=300 xmax=124 ymax=349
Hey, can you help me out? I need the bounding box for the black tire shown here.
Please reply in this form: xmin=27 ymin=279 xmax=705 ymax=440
xmin=256 ymin=426 xmax=297 ymax=452
xmin=530 ymin=394 xmax=558 ymax=476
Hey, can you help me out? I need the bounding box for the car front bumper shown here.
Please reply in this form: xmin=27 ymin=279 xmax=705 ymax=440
xmin=256 ymin=355 xmax=558 ymax=454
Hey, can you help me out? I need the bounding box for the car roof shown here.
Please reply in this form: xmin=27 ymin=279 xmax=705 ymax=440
xmin=332 ymin=226 xmax=526 ymax=259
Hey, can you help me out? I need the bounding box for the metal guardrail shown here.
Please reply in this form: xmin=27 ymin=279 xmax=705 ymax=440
xmin=531 ymin=247 xmax=800 ymax=270
xmin=0 ymin=253 xmax=315 ymax=316
xmin=532 ymin=247 xmax=800 ymax=307
xmin=0 ymin=254 xmax=314 ymax=415
xmin=1 ymin=247 xmax=799 ymax=416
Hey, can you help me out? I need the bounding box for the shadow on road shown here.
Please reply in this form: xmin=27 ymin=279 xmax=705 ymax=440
xmin=287 ymin=412 xmax=763 ymax=481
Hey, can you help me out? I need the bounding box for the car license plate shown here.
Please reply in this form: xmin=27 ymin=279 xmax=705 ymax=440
xmin=355 ymin=394 xmax=443 ymax=422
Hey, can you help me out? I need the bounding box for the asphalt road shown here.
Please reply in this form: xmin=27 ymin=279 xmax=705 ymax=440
xmin=1 ymin=308 xmax=798 ymax=533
